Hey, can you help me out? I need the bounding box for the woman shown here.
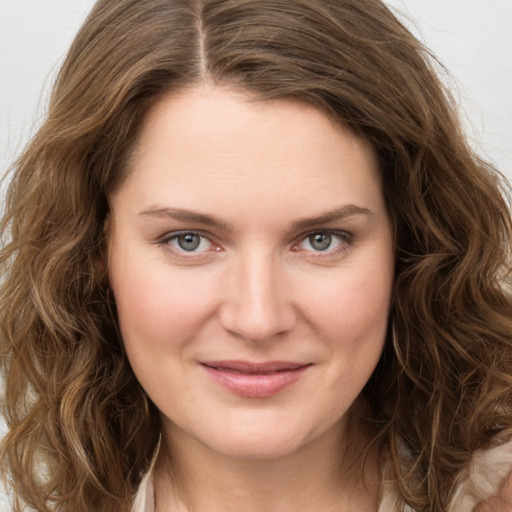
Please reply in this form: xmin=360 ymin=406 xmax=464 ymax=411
xmin=1 ymin=1 xmax=511 ymax=511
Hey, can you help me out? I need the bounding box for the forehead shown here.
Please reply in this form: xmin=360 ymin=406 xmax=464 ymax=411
xmin=113 ymin=85 xmax=384 ymax=221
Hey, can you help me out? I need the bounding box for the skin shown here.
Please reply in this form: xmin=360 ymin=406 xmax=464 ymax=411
xmin=108 ymin=85 xmax=395 ymax=511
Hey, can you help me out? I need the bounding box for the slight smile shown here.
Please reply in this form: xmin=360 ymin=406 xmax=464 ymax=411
xmin=200 ymin=360 xmax=313 ymax=398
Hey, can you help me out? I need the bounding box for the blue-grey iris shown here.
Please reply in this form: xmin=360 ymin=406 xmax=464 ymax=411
xmin=310 ymin=233 xmax=331 ymax=251
xmin=178 ymin=234 xmax=201 ymax=251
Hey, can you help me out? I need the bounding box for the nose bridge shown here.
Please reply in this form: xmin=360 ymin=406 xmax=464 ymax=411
xmin=221 ymin=245 xmax=294 ymax=342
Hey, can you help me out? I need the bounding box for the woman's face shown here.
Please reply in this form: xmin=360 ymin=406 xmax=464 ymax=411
xmin=108 ymin=86 xmax=394 ymax=460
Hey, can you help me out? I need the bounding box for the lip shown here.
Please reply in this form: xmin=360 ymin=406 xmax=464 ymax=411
xmin=200 ymin=360 xmax=311 ymax=398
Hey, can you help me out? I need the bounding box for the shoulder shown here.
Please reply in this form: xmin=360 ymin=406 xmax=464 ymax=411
xmin=379 ymin=439 xmax=512 ymax=512
xmin=450 ymin=439 xmax=512 ymax=511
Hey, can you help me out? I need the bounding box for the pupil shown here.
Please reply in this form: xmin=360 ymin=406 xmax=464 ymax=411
xmin=178 ymin=234 xmax=200 ymax=251
xmin=310 ymin=233 xmax=331 ymax=251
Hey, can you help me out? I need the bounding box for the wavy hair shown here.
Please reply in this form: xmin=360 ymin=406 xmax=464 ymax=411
xmin=1 ymin=1 xmax=511 ymax=511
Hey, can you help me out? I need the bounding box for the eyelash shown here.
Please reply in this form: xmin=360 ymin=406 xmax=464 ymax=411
xmin=158 ymin=230 xmax=219 ymax=254
xmin=157 ymin=229 xmax=354 ymax=257
xmin=292 ymin=230 xmax=354 ymax=256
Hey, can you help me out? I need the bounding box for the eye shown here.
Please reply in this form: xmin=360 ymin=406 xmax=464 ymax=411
xmin=161 ymin=232 xmax=215 ymax=253
xmin=295 ymin=231 xmax=350 ymax=253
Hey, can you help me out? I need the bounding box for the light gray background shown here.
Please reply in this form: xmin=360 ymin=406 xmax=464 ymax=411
xmin=1 ymin=1 xmax=511 ymax=509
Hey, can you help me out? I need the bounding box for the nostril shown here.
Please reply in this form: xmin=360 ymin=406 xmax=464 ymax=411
xmin=220 ymin=304 xmax=296 ymax=343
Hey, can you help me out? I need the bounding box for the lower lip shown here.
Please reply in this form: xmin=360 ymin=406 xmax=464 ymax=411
xmin=201 ymin=365 xmax=309 ymax=398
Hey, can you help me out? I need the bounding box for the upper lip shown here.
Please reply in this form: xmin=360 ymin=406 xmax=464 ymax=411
xmin=200 ymin=360 xmax=311 ymax=374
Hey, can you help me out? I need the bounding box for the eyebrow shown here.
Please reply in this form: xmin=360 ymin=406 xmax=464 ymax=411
xmin=139 ymin=205 xmax=231 ymax=230
xmin=291 ymin=205 xmax=372 ymax=231
xmin=139 ymin=204 xmax=372 ymax=231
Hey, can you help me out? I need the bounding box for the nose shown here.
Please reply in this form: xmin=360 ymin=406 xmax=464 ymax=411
xmin=219 ymin=249 xmax=296 ymax=343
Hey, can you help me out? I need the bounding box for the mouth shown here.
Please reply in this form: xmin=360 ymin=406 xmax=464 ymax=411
xmin=200 ymin=360 xmax=312 ymax=398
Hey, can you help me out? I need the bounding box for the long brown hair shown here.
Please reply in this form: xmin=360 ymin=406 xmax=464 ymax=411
xmin=1 ymin=1 xmax=511 ymax=511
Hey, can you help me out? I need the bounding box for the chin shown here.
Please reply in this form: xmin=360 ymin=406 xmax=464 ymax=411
xmin=206 ymin=432 xmax=309 ymax=461
xmin=190 ymin=411 xmax=342 ymax=462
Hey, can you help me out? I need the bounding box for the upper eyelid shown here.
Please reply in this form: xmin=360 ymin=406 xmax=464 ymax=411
xmin=160 ymin=229 xmax=213 ymax=242
xmin=293 ymin=228 xmax=352 ymax=243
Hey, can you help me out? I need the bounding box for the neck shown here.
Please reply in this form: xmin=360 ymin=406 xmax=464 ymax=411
xmin=153 ymin=414 xmax=380 ymax=512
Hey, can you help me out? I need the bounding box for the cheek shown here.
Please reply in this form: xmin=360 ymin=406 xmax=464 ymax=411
xmin=109 ymin=250 xmax=219 ymax=360
xmin=297 ymin=253 xmax=393 ymax=404
xmin=302 ymin=265 xmax=392 ymax=343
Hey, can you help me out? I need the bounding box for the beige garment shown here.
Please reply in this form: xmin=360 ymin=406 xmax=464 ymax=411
xmin=132 ymin=439 xmax=512 ymax=512
xmin=132 ymin=464 xmax=156 ymax=512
